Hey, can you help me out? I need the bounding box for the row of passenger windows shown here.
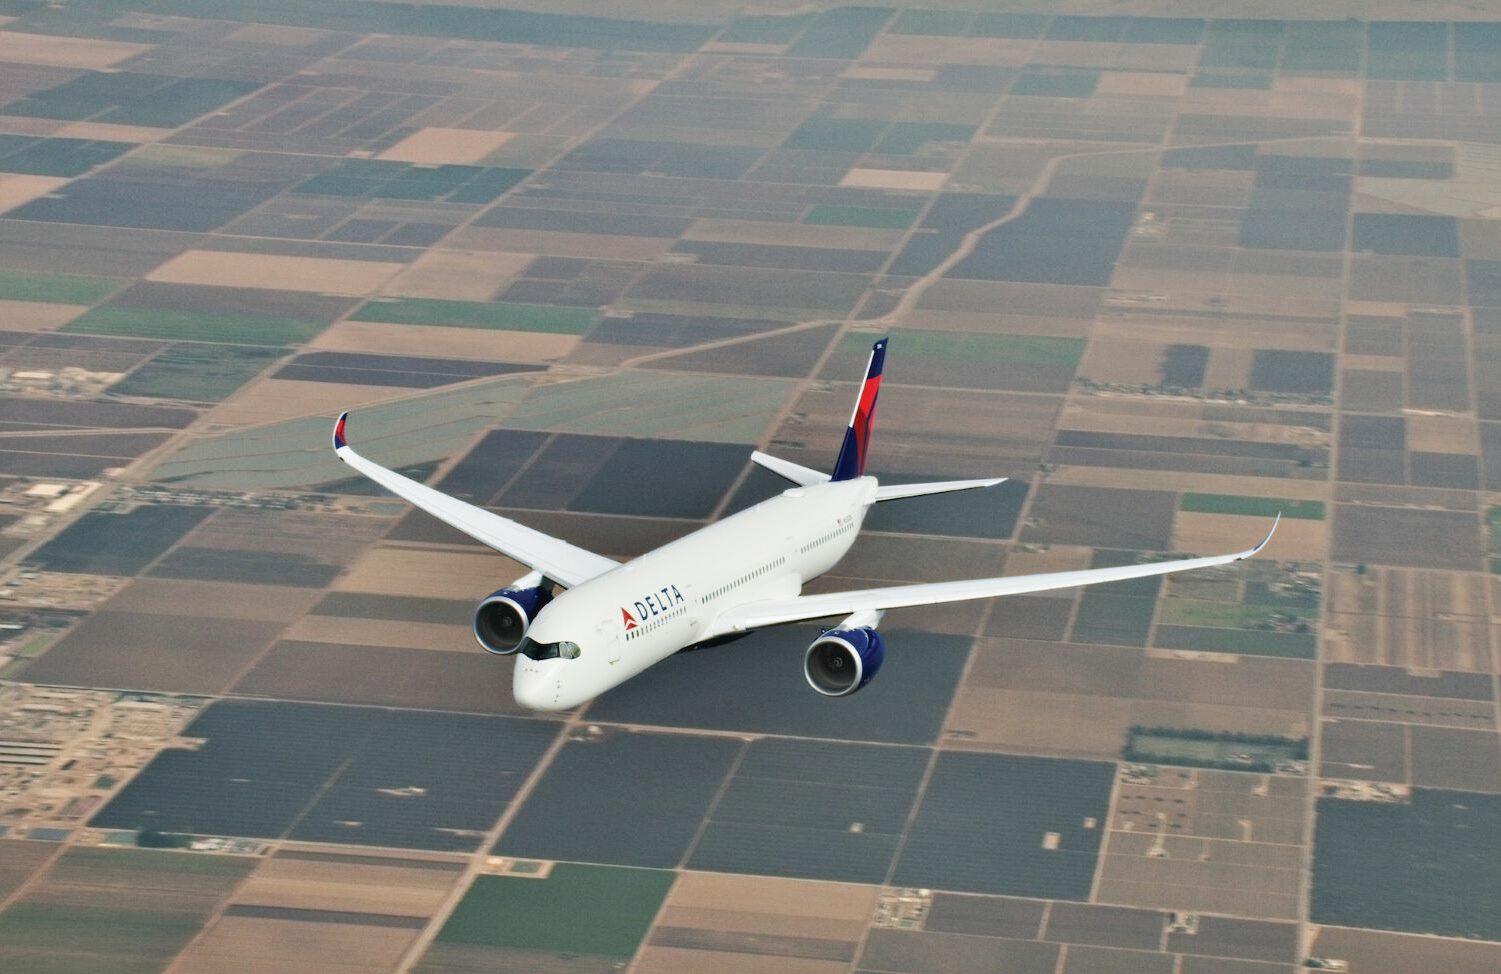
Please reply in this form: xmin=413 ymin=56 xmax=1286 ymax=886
xmin=799 ymin=521 xmax=853 ymax=555
xmin=625 ymin=604 xmax=686 ymax=640
xmin=704 ymin=556 xmax=787 ymax=602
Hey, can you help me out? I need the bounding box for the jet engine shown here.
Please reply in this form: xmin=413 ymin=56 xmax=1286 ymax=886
xmin=473 ymin=584 xmax=553 ymax=655
xmin=804 ymin=625 xmax=884 ymax=696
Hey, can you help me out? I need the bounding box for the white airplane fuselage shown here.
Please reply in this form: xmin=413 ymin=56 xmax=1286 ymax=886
xmin=514 ymin=477 xmax=875 ymax=710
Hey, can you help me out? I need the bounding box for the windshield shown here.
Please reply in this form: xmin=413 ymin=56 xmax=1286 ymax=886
xmin=517 ymin=638 xmax=581 ymax=661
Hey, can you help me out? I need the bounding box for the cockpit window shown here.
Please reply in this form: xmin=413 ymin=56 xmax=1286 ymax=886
xmin=517 ymin=638 xmax=581 ymax=661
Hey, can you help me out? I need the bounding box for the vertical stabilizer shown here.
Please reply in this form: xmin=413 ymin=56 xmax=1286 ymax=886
xmin=830 ymin=338 xmax=887 ymax=481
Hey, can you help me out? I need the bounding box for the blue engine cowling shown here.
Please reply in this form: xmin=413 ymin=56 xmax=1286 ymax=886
xmin=473 ymin=586 xmax=553 ymax=655
xmin=804 ymin=626 xmax=884 ymax=696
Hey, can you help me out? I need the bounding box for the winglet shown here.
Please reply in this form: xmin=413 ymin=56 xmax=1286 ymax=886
xmin=332 ymin=411 xmax=350 ymax=451
xmin=1247 ymin=512 xmax=1280 ymax=557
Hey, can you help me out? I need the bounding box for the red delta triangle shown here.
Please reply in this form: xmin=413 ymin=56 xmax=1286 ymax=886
xmin=621 ymin=607 xmax=638 ymax=631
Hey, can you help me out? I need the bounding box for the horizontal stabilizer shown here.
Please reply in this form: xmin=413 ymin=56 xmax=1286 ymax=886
xmin=874 ymin=477 xmax=1006 ymax=502
xmin=751 ymin=451 xmax=829 ymax=487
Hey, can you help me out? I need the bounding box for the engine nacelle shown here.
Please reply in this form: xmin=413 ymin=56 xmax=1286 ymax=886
xmin=804 ymin=626 xmax=884 ymax=697
xmin=473 ymin=586 xmax=552 ymax=655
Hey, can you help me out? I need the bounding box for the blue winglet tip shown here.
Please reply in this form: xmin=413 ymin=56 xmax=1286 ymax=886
xmin=333 ymin=411 xmax=349 ymax=450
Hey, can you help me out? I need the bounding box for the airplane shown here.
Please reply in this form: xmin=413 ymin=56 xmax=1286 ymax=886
xmin=331 ymin=337 xmax=1277 ymax=711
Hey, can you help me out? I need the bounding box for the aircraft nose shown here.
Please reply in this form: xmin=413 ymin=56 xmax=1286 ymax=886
xmin=512 ymin=662 xmax=563 ymax=711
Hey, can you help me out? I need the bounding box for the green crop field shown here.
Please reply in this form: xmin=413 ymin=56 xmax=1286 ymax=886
xmin=70 ymin=1 xmax=717 ymax=53
xmin=719 ymin=13 xmax=811 ymax=43
xmin=0 ymin=847 xmax=253 ymax=973
xmin=0 ymin=134 xmax=133 ymax=177
xmin=351 ymin=298 xmax=596 ymax=334
xmin=970 ymin=12 xmax=1048 ymax=37
xmin=118 ymin=144 xmax=241 ymax=170
xmin=0 ymin=271 xmax=121 ymax=305
xmin=65 ymin=307 xmax=324 ymax=346
xmin=437 ymin=864 xmax=673 ymax=957
xmin=872 ymin=121 xmax=975 ymax=154
xmin=47 ymin=847 xmax=254 ymax=884
xmin=1242 ymin=578 xmax=1320 ymax=609
xmin=888 ymin=10 xmax=970 ymax=35
xmin=11 ymin=634 xmax=53 ymax=659
xmin=111 ymin=344 xmax=283 ymax=402
xmin=803 ymin=205 xmax=921 ymax=229
xmin=6 ymin=72 xmax=258 ymax=127
xmin=1191 ymin=70 xmax=1275 ymax=89
xmin=1071 ymin=591 xmax=1156 ymax=646
xmin=1181 ymin=493 xmax=1325 ymax=520
xmin=784 ymin=117 xmax=886 ymax=152
xmin=785 ymin=7 xmax=889 ymax=59
xmin=1127 ymin=729 xmax=1306 ymax=771
xmin=1158 ymin=599 xmax=1317 ymax=628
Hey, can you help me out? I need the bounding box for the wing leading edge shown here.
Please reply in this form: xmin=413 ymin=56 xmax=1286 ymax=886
xmin=331 ymin=413 xmax=618 ymax=587
xmin=708 ymin=514 xmax=1280 ymax=635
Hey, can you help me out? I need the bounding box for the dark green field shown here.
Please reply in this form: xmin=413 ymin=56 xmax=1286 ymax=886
xmin=784 ymin=116 xmax=886 ymax=152
xmin=26 ymin=504 xmax=212 ymax=575
xmin=34 ymin=0 xmax=719 ymax=52
xmin=1070 ymin=551 xmax=1162 ymax=646
xmin=310 ymin=591 xmax=469 ymax=623
xmin=874 ymin=121 xmax=975 ymax=154
xmin=1314 ymin=790 xmax=1501 ymax=940
xmin=1071 ymin=590 xmax=1156 ymax=646
xmin=1181 ymin=493 xmax=1326 ymax=520
xmin=1157 ymin=599 xmax=1317 ymax=628
xmin=351 ymin=298 xmax=596 ymax=333
xmin=0 ymin=270 xmax=121 ymax=304
xmin=437 ymin=864 xmax=673 ymax=956
xmin=5 ymin=72 xmax=259 ymax=127
xmin=65 ymin=307 xmax=324 ymax=346
xmin=0 ymin=134 xmax=133 ymax=177
xmin=110 ymin=345 xmax=284 ymax=402
xmin=1126 ymin=727 xmax=1307 ymax=771
xmin=890 ymin=10 xmax=971 ymax=36
xmin=719 ymin=12 xmax=811 ymax=43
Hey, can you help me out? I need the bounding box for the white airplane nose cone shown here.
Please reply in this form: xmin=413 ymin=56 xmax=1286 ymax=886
xmin=513 ymin=664 xmax=562 ymax=711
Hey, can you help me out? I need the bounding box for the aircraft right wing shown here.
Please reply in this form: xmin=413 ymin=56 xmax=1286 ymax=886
xmin=331 ymin=413 xmax=618 ymax=588
xmin=707 ymin=515 xmax=1278 ymax=636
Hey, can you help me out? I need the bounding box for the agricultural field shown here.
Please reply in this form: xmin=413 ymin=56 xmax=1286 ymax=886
xmin=0 ymin=5 xmax=1497 ymax=974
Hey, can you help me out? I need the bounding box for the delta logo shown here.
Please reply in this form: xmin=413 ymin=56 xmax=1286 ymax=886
xmin=621 ymin=584 xmax=685 ymax=631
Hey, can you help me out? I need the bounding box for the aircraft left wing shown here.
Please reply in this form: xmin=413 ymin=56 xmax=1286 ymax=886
xmin=707 ymin=515 xmax=1278 ymax=635
xmin=331 ymin=413 xmax=618 ymax=588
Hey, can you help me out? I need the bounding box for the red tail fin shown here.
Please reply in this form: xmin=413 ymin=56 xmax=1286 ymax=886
xmin=830 ymin=338 xmax=886 ymax=481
